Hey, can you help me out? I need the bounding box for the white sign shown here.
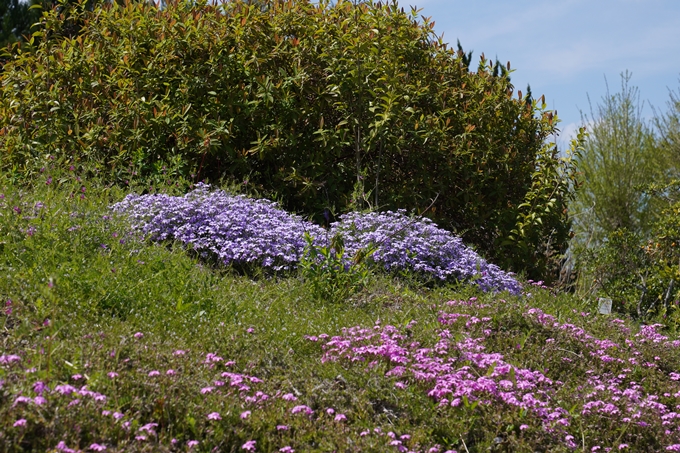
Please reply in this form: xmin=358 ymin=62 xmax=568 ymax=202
xmin=598 ymin=298 xmax=612 ymax=315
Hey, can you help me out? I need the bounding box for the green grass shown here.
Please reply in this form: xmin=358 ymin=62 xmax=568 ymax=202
xmin=3 ymin=170 xmax=680 ymax=452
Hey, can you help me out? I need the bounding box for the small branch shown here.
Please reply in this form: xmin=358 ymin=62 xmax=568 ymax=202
xmin=420 ymin=192 xmax=440 ymax=216
xmin=460 ymin=435 xmax=470 ymax=453
xmin=555 ymin=347 xmax=583 ymax=358
xmin=664 ymin=279 xmax=675 ymax=310
xmin=636 ymin=272 xmax=648 ymax=318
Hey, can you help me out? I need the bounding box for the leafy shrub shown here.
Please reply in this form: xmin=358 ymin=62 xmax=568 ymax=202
xmin=0 ymin=0 xmax=577 ymax=281
xmin=576 ymin=228 xmax=651 ymax=316
xmin=112 ymin=184 xmax=521 ymax=293
xmin=576 ymin=181 xmax=680 ymax=322
xmin=299 ymin=232 xmax=375 ymax=303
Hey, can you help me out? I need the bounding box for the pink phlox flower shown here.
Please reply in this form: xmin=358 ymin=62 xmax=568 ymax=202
xmin=55 ymin=384 xmax=77 ymax=395
xmin=291 ymin=405 xmax=313 ymax=415
xmin=107 ymin=372 xmax=118 ymax=378
xmin=326 ymin=408 xmax=335 ymax=415
xmin=33 ymin=381 xmax=49 ymax=395
xmin=55 ymin=441 xmax=77 ymax=453
xmin=334 ymin=413 xmax=347 ymax=422
xmin=0 ymin=354 xmax=21 ymax=365
xmin=276 ymin=425 xmax=289 ymax=431
xmin=207 ymin=412 xmax=221 ymax=420
xmin=13 ymin=418 xmax=27 ymax=427
xmin=242 ymin=440 xmax=256 ymax=451
xmin=89 ymin=444 xmax=107 ymax=451
xmin=133 ymin=332 xmax=144 ymax=339
xmin=13 ymin=395 xmax=31 ymax=406
xmin=200 ymin=386 xmax=215 ymax=394
xmin=34 ymin=396 xmax=47 ymax=405
xmin=139 ymin=423 xmax=158 ymax=434
xmin=281 ymin=393 xmax=297 ymax=401
xmin=279 ymin=447 xmax=295 ymax=453
xmin=241 ymin=410 xmax=251 ymax=419
xmin=173 ymin=350 xmax=186 ymax=356
xmin=148 ymin=370 xmax=160 ymax=377
xmin=205 ymin=353 xmax=223 ymax=363
xmin=187 ymin=440 xmax=199 ymax=448
xmin=166 ymin=369 xmax=176 ymax=376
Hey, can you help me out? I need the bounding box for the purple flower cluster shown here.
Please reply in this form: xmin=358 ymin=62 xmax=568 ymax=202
xmin=111 ymin=183 xmax=326 ymax=271
xmin=111 ymin=185 xmax=520 ymax=292
xmin=329 ymin=210 xmax=521 ymax=294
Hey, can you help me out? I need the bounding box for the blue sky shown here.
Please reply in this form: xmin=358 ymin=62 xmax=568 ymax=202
xmin=395 ymin=0 xmax=680 ymax=149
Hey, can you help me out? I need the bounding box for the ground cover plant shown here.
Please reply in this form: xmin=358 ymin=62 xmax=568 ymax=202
xmin=110 ymin=184 xmax=521 ymax=294
xmin=4 ymin=173 xmax=680 ymax=452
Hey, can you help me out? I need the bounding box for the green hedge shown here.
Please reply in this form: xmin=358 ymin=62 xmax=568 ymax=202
xmin=0 ymin=0 xmax=579 ymax=280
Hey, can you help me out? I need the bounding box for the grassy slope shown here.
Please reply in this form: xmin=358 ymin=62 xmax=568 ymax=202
xmin=2 ymin=173 xmax=680 ymax=452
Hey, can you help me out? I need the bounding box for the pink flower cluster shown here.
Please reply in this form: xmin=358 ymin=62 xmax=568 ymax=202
xmin=318 ymin=300 xmax=680 ymax=450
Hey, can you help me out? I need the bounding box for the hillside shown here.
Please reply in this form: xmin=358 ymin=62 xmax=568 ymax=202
xmin=2 ymin=174 xmax=680 ymax=452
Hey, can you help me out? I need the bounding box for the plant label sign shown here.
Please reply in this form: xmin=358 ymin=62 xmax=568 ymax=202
xmin=598 ymin=297 xmax=612 ymax=315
